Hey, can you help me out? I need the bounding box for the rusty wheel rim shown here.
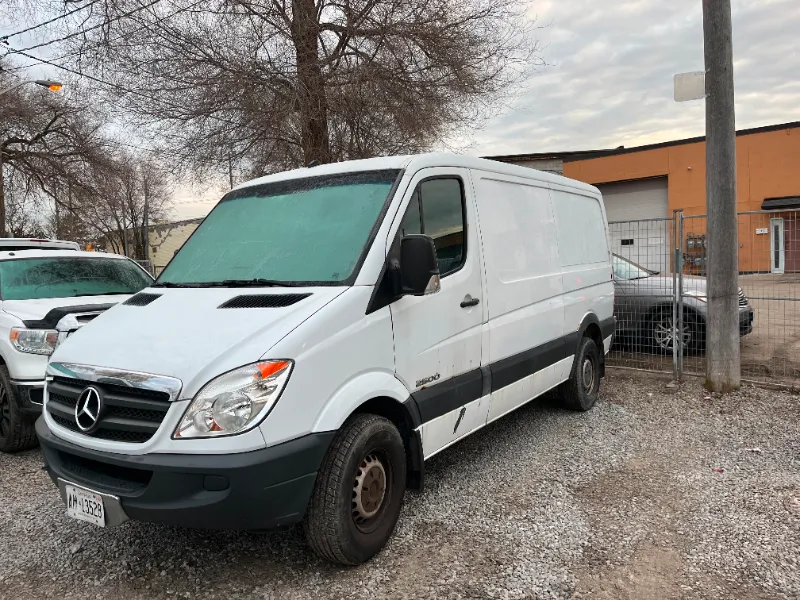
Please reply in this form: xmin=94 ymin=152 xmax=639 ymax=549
xmin=352 ymin=452 xmax=389 ymax=532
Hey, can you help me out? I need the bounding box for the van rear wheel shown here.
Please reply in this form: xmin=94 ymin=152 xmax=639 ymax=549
xmin=304 ymin=414 xmax=406 ymax=565
xmin=559 ymin=337 xmax=601 ymax=411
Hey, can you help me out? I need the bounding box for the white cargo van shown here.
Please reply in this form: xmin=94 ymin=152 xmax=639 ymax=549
xmin=37 ymin=154 xmax=614 ymax=565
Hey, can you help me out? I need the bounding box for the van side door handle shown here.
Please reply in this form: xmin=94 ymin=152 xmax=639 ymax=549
xmin=460 ymin=295 xmax=480 ymax=308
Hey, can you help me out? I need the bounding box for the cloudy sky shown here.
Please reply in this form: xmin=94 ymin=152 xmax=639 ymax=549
xmin=176 ymin=0 xmax=800 ymax=217
xmin=470 ymin=0 xmax=800 ymax=157
xmin=3 ymin=0 xmax=800 ymax=219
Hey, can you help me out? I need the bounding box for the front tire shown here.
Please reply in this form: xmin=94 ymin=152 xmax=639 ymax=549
xmin=304 ymin=414 xmax=406 ymax=565
xmin=559 ymin=337 xmax=601 ymax=411
xmin=0 ymin=366 xmax=38 ymax=453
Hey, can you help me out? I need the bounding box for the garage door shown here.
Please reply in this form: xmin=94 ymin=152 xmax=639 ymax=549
xmin=597 ymin=178 xmax=670 ymax=274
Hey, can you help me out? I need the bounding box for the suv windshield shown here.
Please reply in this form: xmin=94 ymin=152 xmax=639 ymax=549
xmin=0 ymin=257 xmax=153 ymax=300
xmin=158 ymin=170 xmax=400 ymax=286
xmin=613 ymin=254 xmax=655 ymax=280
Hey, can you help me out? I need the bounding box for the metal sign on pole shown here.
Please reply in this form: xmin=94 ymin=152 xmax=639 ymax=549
xmin=674 ymin=71 xmax=706 ymax=102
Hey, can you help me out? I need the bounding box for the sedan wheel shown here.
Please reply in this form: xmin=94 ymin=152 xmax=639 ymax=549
xmin=650 ymin=310 xmax=697 ymax=353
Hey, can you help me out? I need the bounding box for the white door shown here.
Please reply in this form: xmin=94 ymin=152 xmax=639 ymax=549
xmin=598 ymin=178 xmax=670 ymax=274
xmin=771 ymin=218 xmax=785 ymax=274
xmin=390 ymin=169 xmax=485 ymax=457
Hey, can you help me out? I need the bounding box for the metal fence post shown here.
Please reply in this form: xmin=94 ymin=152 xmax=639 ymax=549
xmin=672 ymin=211 xmax=679 ymax=381
xmin=677 ymin=211 xmax=685 ymax=380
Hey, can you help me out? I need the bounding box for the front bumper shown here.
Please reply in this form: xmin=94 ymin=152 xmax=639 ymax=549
xmin=37 ymin=418 xmax=334 ymax=531
xmin=9 ymin=380 xmax=45 ymax=416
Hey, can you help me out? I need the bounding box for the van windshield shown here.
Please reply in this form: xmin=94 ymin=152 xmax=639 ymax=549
xmin=157 ymin=170 xmax=400 ymax=286
xmin=0 ymin=257 xmax=153 ymax=300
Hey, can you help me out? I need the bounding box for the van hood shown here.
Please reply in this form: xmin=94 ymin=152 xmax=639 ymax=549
xmin=2 ymin=295 xmax=131 ymax=324
xmin=50 ymin=287 xmax=348 ymax=398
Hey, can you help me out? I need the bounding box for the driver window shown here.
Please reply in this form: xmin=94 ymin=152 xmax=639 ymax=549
xmin=397 ymin=178 xmax=466 ymax=277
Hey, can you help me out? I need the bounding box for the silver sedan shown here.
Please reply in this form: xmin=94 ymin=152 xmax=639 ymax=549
xmin=612 ymin=254 xmax=754 ymax=353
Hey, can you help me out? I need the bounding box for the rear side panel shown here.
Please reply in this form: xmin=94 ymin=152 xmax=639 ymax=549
xmin=549 ymin=182 xmax=615 ymax=352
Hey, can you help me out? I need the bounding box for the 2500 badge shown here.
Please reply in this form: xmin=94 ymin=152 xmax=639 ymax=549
xmin=415 ymin=373 xmax=440 ymax=388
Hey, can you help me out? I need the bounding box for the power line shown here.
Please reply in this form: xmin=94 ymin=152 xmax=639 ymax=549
xmin=4 ymin=0 xmax=166 ymax=56
xmin=12 ymin=45 xmax=244 ymax=133
xmin=12 ymin=47 xmax=159 ymax=100
xmin=2 ymin=0 xmax=204 ymax=74
xmin=0 ymin=2 xmax=98 ymax=44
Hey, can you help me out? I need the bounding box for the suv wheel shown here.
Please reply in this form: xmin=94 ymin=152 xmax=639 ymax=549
xmin=0 ymin=366 xmax=38 ymax=453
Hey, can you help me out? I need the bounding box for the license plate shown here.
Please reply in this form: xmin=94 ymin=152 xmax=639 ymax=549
xmin=65 ymin=484 xmax=105 ymax=527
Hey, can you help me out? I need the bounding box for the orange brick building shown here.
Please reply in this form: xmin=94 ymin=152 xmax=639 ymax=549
xmin=490 ymin=122 xmax=800 ymax=274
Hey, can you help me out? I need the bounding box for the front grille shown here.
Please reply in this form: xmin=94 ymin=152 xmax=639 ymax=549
xmin=738 ymin=289 xmax=749 ymax=307
xmin=57 ymin=450 xmax=152 ymax=493
xmin=46 ymin=376 xmax=171 ymax=444
xmin=75 ymin=313 xmax=100 ymax=325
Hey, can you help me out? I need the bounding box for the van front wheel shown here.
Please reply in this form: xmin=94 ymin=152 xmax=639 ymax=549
xmin=304 ymin=414 xmax=406 ymax=565
xmin=559 ymin=337 xmax=601 ymax=411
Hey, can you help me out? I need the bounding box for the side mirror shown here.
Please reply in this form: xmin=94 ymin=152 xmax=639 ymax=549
xmin=399 ymin=235 xmax=440 ymax=296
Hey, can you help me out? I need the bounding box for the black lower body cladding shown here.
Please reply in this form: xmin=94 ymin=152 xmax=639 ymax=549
xmin=36 ymin=418 xmax=335 ymax=531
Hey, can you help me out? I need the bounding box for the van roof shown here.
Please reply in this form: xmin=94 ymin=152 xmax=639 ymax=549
xmin=236 ymin=153 xmax=600 ymax=196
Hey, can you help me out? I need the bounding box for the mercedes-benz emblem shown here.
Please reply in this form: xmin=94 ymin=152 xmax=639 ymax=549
xmin=74 ymin=387 xmax=103 ymax=433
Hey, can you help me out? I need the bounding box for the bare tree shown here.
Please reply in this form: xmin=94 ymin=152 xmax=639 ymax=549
xmin=65 ymin=153 xmax=172 ymax=258
xmin=0 ymin=61 xmax=171 ymax=247
xmin=47 ymin=0 xmax=540 ymax=175
xmin=0 ymin=65 xmax=109 ymax=236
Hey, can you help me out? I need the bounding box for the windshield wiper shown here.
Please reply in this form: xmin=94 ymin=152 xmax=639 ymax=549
xmin=69 ymin=292 xmax=131 ymax=297
xmin=217 ymin=278 xmax=300 ymax=287
xmin=152 ymin=281 xmax=199 ymax=288
xmin=153 ymin=279 xmax=304 ymax=288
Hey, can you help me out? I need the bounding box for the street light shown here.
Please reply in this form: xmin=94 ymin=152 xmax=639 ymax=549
xmin=0 ymin=78 xmax=63 ymax=98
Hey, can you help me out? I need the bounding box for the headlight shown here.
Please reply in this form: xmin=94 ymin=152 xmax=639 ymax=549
xmin=9 ymin=328 xmax=58 ymax=355
xmin=173 ymin=360 xmax=293 ymax=439
xmin=684 ymin=290 xmax=707 ymax=303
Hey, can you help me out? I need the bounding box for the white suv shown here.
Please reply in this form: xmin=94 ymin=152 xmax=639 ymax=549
xmin=0 ymin=238 xmax=80 ymax=251
xmin=0 ymin=250 xmax=153 ymax=452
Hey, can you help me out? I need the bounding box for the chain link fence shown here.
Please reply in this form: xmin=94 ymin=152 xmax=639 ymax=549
xmin=607 ymin=209 xmax=800 ymax=388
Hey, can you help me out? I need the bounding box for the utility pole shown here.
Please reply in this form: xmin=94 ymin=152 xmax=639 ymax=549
xmin=143 ymin=174 xmax=150 ymax=269
xmin=703 ymin=0 xmax=740 ymax=392
xmin=122 ymin=217 xmax=130 ymax=257
xmin=0 ymin=148 xmax=5 ymax=238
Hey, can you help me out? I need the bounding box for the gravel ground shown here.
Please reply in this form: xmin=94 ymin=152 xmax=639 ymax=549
xmin=1 ymin=370 xmax=799 ymax=600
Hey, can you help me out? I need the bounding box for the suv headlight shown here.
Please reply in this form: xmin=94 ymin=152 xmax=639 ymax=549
xmin=9 ymin=328 xmax=58 ymax=355
xmin=174 ymin=360 xmax=293 ymax=439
